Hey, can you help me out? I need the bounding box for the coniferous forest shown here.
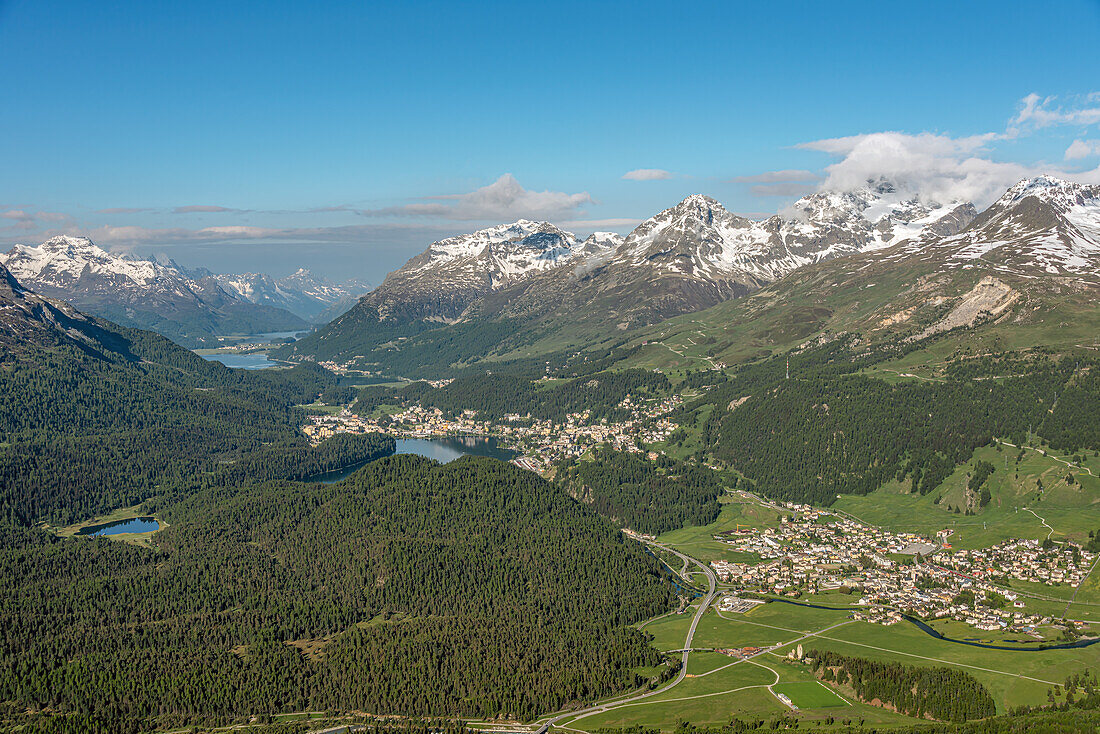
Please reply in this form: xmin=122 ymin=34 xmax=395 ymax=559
xmin=558 ymin=448 xmax=723 ymax=535
xmin=805 ymin=650 xmax=997 ymax=721
xmin=679 ymin=345 xmax=1100 ymax=506
xmin=0 ymin=456 xmax=674 ymax=729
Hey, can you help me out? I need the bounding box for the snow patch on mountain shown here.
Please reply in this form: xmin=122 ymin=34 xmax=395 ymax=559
xmin=908 ymin=176 xmax=1100 ymax=278
xmin=2 ymin=236 xmax=188 ymax=290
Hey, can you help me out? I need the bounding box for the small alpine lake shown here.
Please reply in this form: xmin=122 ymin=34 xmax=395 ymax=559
xmin=200 ymin=352 xmax=280 ymax=369
xmin=76 ymin=516 xmax=161 ymax=537
xmin=306 ymin=436 xmax=518 ymax=483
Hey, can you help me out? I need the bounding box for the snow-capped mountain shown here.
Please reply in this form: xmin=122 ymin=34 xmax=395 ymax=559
xmin=209 ymin=268 xmax=370 ymax=322
xmin=356 ymin=219 xmax=601 ymax=324
xmin=576 ymin=231 xmax=625 ymax=257
xmin=612 ymin=187 xmax=975 ymax=287
xmin=504 ymin=188 xmax=977 ymax=328
xmin=902 ymin=176 xmax=1100 ymax=280
xmin=4 ymin=236 xmax=194 ymax=294
xmin=284 ymin=186 xmax=979 ymax=365
xmin=641 ymin=176 xmax=1100 ymax=363
xmin=1 ymin=236 xmax=307 ymax=347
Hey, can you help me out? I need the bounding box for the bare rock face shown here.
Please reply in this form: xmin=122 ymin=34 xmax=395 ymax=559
xmin=0 ymin=262 xmax=118 ymax=353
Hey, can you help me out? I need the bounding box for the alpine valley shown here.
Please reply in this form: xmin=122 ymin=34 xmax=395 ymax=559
xmin=11 ymin=6 xmax=1100 ymax=734
xmin=6 ymin=177 xmax=1100 ymax=734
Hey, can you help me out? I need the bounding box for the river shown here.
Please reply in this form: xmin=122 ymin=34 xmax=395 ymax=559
xmin=766 ymin=597 xmax=1100 ymax=651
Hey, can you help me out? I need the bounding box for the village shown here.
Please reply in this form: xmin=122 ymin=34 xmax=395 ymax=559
xmin=710 ymin=505 xmax=1095 ymax=637
xmin=300 ymin=392 xmax=683 ymax=472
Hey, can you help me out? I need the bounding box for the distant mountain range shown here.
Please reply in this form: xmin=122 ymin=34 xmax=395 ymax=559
xmin=0 ymin=237 xmax=368 ymax=347
xmin=279 ymin=181 xmax=979 ymax=371
xmin=196 ymin=266 xmax=371 ymax=322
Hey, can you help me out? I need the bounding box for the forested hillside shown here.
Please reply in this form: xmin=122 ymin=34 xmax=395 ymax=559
xmin=0 ymin=278 xmax=384 ymax=525
xmin=0 ymin=456 xmax=674 ymax=730
xmin=356 ymin=369 xmax=670 ymax=423
xmin=673 ymin=345 xmax=1100 ymax=506
xmin=558 ymin=449 xmax=724 ymax=535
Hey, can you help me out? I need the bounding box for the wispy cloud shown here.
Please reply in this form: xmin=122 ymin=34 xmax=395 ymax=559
xmin=622 ymin=168 xmax=674 ymax=181
xmin=1066 ymin=139 xmax=1100 ymax=160
xmin=1 ymin=209 xmax=73 ymax=232
xmin=97 ymin=207 xmax=151 ymax=214
xmin=357 ymin=174 xmax=593 ymax=221
xmin=1012 ymin=92 xmax=1100 ymax=131
xmin=749 ymin=182 xmax=818 ymax=197
xmin=172 ymin=205 xmax=241 ymax=214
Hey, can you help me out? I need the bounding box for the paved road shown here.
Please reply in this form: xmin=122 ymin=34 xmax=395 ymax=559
xmin=539 ymin=538 xmax=718 ymax=732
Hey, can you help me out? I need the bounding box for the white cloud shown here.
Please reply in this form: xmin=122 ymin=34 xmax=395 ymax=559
xmin=1012 ymin=92 xmax=1100 ymax=130
xmin=1066 ymin=139 xmax=1100 ymax=160
xmin=798 ymin=131 xmax=1049 ymax=207
xmin=622 ymin=168 xmax=673 ymax=181
xmin=359 ymin=174 xmax=593 ymax=221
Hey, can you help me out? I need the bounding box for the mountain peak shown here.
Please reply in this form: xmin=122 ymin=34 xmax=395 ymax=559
xmin=38 ymin=234 xmax=103 ymax=256
xmin=997 ymin=175 xmax=1099 ymax=210
xmin=670 ymin=193 xmax=726 ymax=214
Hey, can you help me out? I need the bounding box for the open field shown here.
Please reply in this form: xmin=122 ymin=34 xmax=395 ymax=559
xmin=834 ymin=444 xmax=1100 ymax=548
xmin=621 ymin=575 xmax=1100 ymax=731
xmin=564 ymin=643 xmax=912 ymax=731
xmin=657 ymin=493 xmax=780 ymax=565
xmin=773 ymin=681 xmax=849 ymax=709
xmin=771 ymin=613 xmax=1100 ymax=713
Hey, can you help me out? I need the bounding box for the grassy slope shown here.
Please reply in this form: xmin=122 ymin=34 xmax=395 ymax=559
xmin=834 ymin=444 xmax=1100 ymax=548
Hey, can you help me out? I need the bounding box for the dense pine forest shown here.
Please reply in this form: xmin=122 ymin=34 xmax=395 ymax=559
xmin=675 ymin=345 xmax=1100 ymax=506
xmin=804 ymin=650 xmax=996 ymax=721
xmin=0 ymin=318 xmax=388 ymax=525
xmin=0 ymin=456 xmax=675 ymax=729
xmin=355 ymin=368 xmax=670 ymax=423
xmin=558 ymin=448 xmax=724 ymax=535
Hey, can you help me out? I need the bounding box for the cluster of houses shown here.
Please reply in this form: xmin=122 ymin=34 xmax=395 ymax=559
xmin=301 ymin=392 xmax=684 ymax=472
xmin=936 ymin=538 xmax=1093 ymax=587
xmin=709 ymin=505 xmax=1094 ymax=636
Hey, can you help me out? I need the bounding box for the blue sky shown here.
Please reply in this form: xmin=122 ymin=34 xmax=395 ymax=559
xmin=2 ymin=0 xmax=1100 ymax=281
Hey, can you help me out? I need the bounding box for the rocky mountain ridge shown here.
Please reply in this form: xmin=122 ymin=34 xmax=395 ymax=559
xmin=1 ymin=236 xmax=307 ymax=346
